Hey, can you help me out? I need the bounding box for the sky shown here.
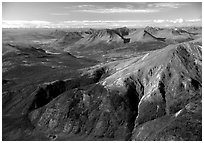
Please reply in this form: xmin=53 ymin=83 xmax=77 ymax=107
xmin=2 ymin=2 xmax=202 ymax=28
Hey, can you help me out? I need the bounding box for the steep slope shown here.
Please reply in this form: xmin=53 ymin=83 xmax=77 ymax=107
xmin=2 ymin=43 xmax=20 ymax=56
xmin=56 ymin=32 xmax=83 ymax=45
xmin=50 ymin=29 xmax=67 ymax=39
xmin=143 ymin=29 xmax=166 ymax=42
xmin=126 ymin=26 xmax=197 ymax=43
xmin=11 ymin=39 xmax=201 ymax=141
xmin=66 ymin=27 xmax=130 ymax=48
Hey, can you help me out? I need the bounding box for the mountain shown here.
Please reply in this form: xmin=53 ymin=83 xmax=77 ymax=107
xmin=2 ymin=27 xmax=202 ymax=141
xmin=72 ymin=27 xmax=130 ymax=46
xmin=3 ymin=38 xmax=201 ymax=140
xmin=50 ymin=29 xmax=67 ymax=39
xmin=50 ymin=26 xmax=201 ymax=62
xmin=56 ymin=32 xmax=83 ymax=45
xmin=125 ymin=26 xmax=197 ymax=43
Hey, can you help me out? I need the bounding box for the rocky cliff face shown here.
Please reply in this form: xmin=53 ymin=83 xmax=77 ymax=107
xmin=25 ymin=39 xmax=202 ymax=140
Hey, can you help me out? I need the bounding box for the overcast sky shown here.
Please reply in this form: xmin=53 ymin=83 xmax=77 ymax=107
xmin=2 ymin=2 xmax=202 ymax=28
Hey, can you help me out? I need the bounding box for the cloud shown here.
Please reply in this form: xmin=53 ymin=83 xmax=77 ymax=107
xmin=186 ymin=19 xmax=202 ymax=22
xmin=63 ymin=3 xmax=160 ymax=14
xmin=153 ymin=19 xmax=166 ymax=23
xmin=64 ymin=4 xmax=95 ymax=9
xmin=2 ymin=20 xmax=51 ymax=28
xmin=152 ymin=18 xmax=202 ymax=27
xmin=169 ymin=18 xmax=184 ymax=23
xmin=50 ymin=13 xmax=70 ymax=16
xmin=60 ymin=20 xmax=153 ymax=28
xmin=80 ymin=8 xmax=159 ymax=13
xmin=2 ymin=20 xmax=153 ymax=28
xmin=76 ymin=4 xmax=95 ymax=8
xmin=153 ymin=18 xmax=184 ymax=24
xmin=3 ymin=19 xmax=202 ymax=28
xmin=63 ymin=20 xmax=152 ymax=24
xmin=148 ymin=3 xmax=189 ymax=8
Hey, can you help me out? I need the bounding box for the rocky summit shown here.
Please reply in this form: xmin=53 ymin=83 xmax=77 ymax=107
xmin=2 ymin=26 xmax=202 ymax=141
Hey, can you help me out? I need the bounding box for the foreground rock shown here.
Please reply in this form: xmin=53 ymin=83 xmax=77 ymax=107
xmin=24 ymin=39 xmax=202 ymax=141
